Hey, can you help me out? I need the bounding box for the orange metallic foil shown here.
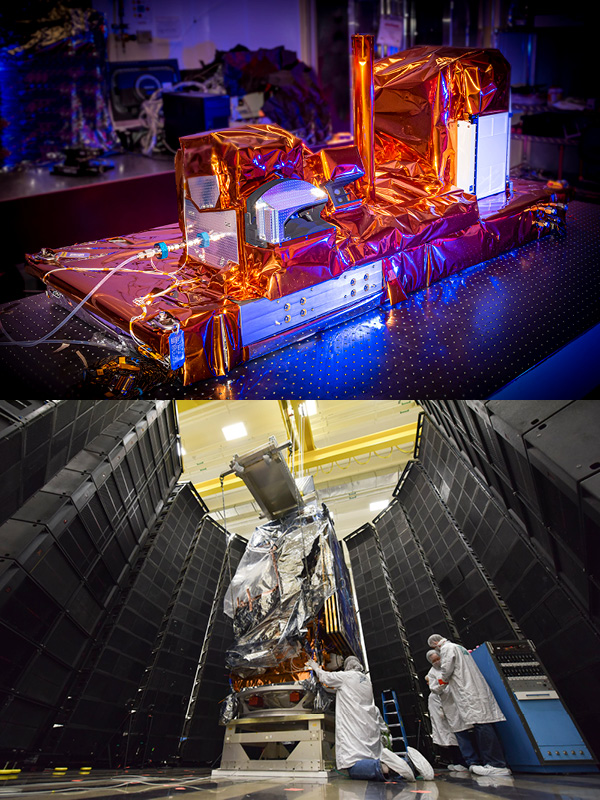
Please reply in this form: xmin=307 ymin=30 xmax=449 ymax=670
xmin=373 ymin=45 xmax=511 ymax=189
xmin=352 ymin=34 xmax=376 ymax=202
xmin=232 ymin=665 xmax=311 ymax=693
xmin=27 ymin=47 xmax=566 ymax=386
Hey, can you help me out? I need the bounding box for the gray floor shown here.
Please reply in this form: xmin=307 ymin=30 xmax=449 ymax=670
xmin=1 ymin=770 xmax=599 ymax=800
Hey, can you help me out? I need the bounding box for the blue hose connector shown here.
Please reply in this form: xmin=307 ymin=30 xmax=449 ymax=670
xmin=153 ymin=241 xmax=169 ymax=259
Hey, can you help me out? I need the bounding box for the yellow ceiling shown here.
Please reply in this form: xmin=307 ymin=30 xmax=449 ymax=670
xmin=176 ymin=400 xmax=421 ymax=539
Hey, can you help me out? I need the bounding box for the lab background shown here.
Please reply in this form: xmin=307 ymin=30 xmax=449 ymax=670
xmin=0 ymin=398 xmax=598 ymax=784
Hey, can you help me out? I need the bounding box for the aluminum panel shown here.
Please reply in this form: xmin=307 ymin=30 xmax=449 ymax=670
xmin=229 ymin=439 xmax=302 ymax=519
xmin=476 ymin=112 xmax=509 ymax=199
xmin=238 ymin=260 xmax=384 ymax=346
xmin=187 ymin=175 xmax=220 ymax=209
xmin=456 ymin=120 xmax=476 ymax=195
xmin=255 ymin=180 xmax=328 ymax=243
xmin=185 ymin=200 xmax=239 ymax=268
xmin=246 ymin=294 xmax=383 ymax=360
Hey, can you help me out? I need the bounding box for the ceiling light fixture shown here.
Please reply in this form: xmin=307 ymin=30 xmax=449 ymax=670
xmin=222 ymin=422 xmax=248 ymax=441
xmin=299 ymin=400 xmax=318 ymax=416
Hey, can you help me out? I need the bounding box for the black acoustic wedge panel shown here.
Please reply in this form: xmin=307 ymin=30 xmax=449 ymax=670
xmin=0 ymin=400 xmax=141 ymax=527
xmin=129 ymin=519 xmax=245 ymax=767
xmin=44 ymin=482 xmax=201 ymax=764
xmin=128 ymin=513 xmax=230 ymax=765
xmin=180 ymin=533 xmax=246 ymax=766
xmin=374 ymin=499 xmax=459 ymax=682
xmin=0 ymin=401 xmax=182 ymax=760
xmin=418 ymin=400 xmax=600 ymax=622
xmin=414 ymin=405 xmax=600 ymax=758
xmin=397 ymin=463 xmax=521 ymax=647
xmin=345 ymin=521 xmax=432 ymax=756
xmin=0 ymin=399 xmax=252 ymax=768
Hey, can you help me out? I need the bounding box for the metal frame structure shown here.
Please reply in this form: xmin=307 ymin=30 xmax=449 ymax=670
xmin=214 ymin=712 xmax=335 ymax=778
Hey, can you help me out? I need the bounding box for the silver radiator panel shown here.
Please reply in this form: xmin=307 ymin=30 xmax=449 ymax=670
xmin=238 ymin=259 xmax=384 ymax=346
xmin=184 ymin=200 xmax=239 ymax=268
xmin=228 ymin=439 xmax=303 ymax=520
xmin=187 ymin=175 xmax=220 ymax=209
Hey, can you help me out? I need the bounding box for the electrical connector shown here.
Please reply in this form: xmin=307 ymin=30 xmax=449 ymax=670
xmin=139 ymin=233 xmax=210 ymax=260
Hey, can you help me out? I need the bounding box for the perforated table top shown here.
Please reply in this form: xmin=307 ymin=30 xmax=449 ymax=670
xmin=1 ymin=200 xmax=598 ymax=399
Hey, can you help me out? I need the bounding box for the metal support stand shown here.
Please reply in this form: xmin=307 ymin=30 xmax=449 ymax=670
xmin=212 ymin=713 xmax=336 ymax=779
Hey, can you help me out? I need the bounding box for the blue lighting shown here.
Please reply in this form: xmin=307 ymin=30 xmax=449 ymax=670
xmin=440 ymin=72 xmax=450 ymax=104
xmin=490 ymin=323 xmax=600 ymax=399
xmin=0 ymin=9 xmax=113 ymax=168
xmin=177 ymin=202 xmax=599 ymax=399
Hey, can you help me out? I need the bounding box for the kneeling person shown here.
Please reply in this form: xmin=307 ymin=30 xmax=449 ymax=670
xmin=306 ymin=656 xmax=433 ymax=781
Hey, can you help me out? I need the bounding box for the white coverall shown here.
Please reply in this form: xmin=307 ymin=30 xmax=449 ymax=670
xmin=426 ymin=665 xmax=464 ymax=745
xmin=437 ymin=639 xmax=505 ymax=725
xmin=308 ymin=661 xmax=419 ymax=779
xmin=309 ymin=663 xmax=383 ymax=769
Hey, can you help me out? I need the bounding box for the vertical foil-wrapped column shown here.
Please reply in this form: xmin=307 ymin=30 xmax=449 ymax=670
xmin=352 ymin=34 xmax=376 ymax=202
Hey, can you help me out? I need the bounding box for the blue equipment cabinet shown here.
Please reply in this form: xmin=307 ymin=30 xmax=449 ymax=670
xmin=472 ymin=640 xmax=597 ymax=773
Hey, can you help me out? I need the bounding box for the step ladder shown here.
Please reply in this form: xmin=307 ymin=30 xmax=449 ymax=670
xmin=381 ymin=689 xmax=409 ymax=754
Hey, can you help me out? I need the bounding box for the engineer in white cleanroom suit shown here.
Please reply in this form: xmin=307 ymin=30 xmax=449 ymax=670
xmin=306 ymin=656 xmax=434 ymax=781
xmin=427 ymin=634 xmax=510 ymax=777
xmin=425 ymin=649 xmax=468 ymax=771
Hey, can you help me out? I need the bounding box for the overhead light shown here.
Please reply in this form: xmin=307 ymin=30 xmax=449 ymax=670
xmin=222 ymin=422 xmax=248 ymax=441
xmin=370 ymin=500 xmax=388 ymax=512
xmin=299 ymin=400 xmax=318 ymax=416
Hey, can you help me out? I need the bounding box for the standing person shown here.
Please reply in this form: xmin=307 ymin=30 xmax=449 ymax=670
xmin=306 ymin=655 xmax=433 ymax=781
xmin=427 ymin=634 xmax=511 ymax=777
xmin=425 ymin=650 xmax=469 ymax=771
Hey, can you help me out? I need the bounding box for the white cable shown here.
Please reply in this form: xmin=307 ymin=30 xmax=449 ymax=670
xmin=0 ymin=253 xmax=140 ymax=347
xmin=0 ymin=236 xmax=203 ymax=349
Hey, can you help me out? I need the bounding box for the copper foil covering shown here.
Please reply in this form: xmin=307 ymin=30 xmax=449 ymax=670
xmin=232 ymin=665 xmax=311 ymax=693
xmin=26 ymin=225 xmax=248 ymax=385
xmin=26 ymin=47 xmax=567 ymax=386
xmin=352 ymin=34 xmax=376 ymax=202
xmin=179 ymin=125 xmax=309 ymax=208
xmin=373 ymin=45 xmax=511 ymax=188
